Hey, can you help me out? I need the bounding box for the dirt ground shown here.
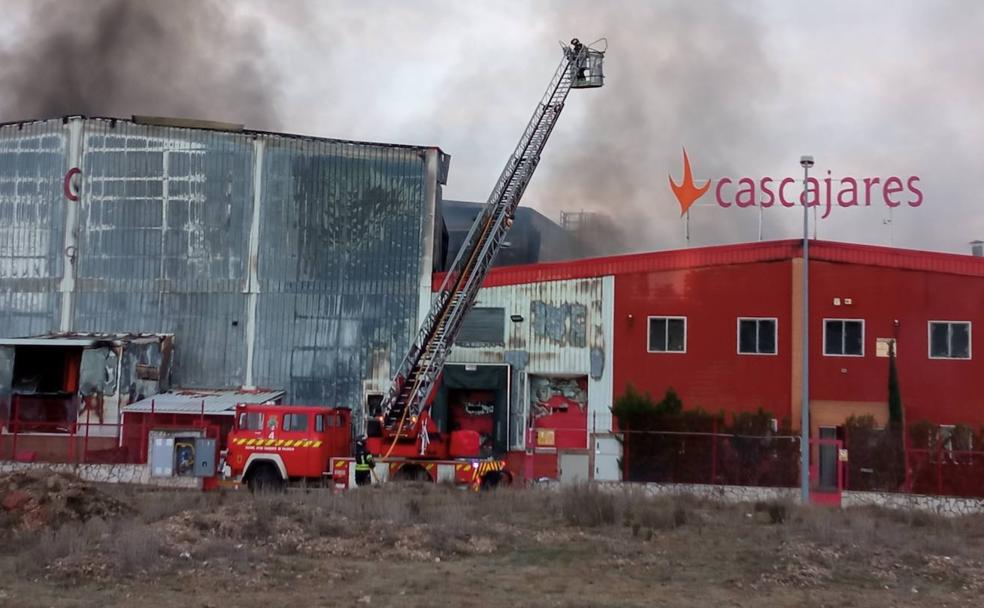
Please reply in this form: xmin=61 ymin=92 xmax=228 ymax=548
xmin=1 ymin=470 xmax=983 ymax=607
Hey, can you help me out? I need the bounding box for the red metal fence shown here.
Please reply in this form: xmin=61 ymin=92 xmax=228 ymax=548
xmin=618 ymin=424 xmax=984 ymax=499
xmin=0 ymin=413 xmax=220 ymax=466
xmin=844 ymin=424 xmax=984 ymax=498
xmin=620 ymin=429 xmax=800 ymax=488
xmin=905 ymin=447 xmax=984 ymax=498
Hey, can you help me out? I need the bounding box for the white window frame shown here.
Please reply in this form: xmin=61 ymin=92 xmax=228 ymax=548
xmin=927 ymin=321 xmax=972 ymax=360
xmin=822 ymin=318 xmax=865 ymax=357
xmin=647 ymin=316 xmax=687 ymax=354
xmin=736 ymin=317 xmax=779 ymax=356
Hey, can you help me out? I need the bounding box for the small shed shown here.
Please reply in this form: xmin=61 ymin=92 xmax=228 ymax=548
xmin=122 ymin=388 xmax=284 ymax=451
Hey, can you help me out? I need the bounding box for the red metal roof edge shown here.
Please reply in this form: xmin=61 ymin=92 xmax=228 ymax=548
xmin=432 ymin=239 xmax=984 ymax=289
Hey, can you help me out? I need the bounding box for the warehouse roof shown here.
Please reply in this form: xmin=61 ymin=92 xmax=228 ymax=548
xmin=0 ymin=115 xmax=450 ymax=184
xmin=433 ymin=239 xmax=984 ymax=289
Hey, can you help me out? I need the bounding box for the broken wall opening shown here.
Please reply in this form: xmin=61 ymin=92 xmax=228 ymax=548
xmin=7 ymin=346 xmax=82 ymax=432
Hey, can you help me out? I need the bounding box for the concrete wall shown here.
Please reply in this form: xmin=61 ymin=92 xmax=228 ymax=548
xmin=0 ymin=460 xmax=201 ymax=489
xmin=599 ymin=481 xmax=984 ymax=517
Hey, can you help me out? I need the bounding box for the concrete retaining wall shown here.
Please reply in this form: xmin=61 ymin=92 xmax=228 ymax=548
xmin=601 ymin=482 xmax=798 ymax=504
xmin=0 ymin=461 xmax=201 ymax=489
xmin=842 ymin=490 xmax=984 ymax=517
xmin=600 ymin=482 xmax=984 ymax=517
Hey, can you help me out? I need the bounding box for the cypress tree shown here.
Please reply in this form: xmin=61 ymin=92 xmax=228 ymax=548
xmin=887 ymin=340 xmax=906 ymax=487
xmin=888 ymin=341 xmax=903 ymax=426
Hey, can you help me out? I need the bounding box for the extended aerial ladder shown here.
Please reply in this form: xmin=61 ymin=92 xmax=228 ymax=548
xmin=374 ymin=38 xmax=606 ymax=457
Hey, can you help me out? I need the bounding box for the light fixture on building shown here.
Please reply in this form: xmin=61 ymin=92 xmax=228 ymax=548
xmin=510 ymin=314 xmax=524 ymax=322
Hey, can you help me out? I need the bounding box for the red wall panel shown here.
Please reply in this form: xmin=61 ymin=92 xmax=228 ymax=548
xmin=613 ymin=261 xmax=793 ymax=420
xmin=809 ymin=261 xmax=984 ymax=427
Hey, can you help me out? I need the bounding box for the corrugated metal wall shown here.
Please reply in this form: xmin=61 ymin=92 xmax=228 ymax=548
xmin=445 ymin=277 xmax=615 ymax=448
xmin=0 ymin=117 xmax=441 ymax=407
xmin=75 ymin=120 xmax=253 ymax=388
xmin=254 ymin=135 xmax=430 ymax=405
xmin=0 ymin=121 xmax=68 ymax=337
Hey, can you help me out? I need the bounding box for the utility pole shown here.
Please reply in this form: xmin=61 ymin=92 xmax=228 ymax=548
xmin=800 ymin=155 xmax=814 ymax=503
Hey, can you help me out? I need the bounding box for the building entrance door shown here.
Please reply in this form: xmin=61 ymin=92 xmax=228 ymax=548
xmin=810 ymin=428 xmax=844 ymax=507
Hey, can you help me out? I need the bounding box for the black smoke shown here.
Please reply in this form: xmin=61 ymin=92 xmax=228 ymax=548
xmin=0 ymin=0 xmax=281 ymax=129
xmin=529 ymin=2 xmax=777 ymax=255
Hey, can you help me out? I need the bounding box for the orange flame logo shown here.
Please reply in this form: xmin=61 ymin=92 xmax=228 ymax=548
xmin=669 ymin=148 xmax=711 ymax=216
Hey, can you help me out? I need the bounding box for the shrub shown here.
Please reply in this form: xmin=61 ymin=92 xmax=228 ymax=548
xmin=110 ymin=520 xmax=165 ymax=574
xmin=559 ymin=484 xmax=616 ymax=527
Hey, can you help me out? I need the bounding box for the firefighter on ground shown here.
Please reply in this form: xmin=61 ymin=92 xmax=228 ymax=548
xmin=354 ymin=438 xmax=375 ymax=487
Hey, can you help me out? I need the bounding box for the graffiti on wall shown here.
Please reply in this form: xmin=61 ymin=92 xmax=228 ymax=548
xmin=530 ymin=301 xmax=587 ymax=347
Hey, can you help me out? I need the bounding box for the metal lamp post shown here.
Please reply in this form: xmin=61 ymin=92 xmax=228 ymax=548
xmin=799 ymin=155 xmax=814 ymax=503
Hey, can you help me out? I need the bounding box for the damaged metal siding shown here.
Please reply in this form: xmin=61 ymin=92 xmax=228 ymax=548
xmin=445 ymin=277 xmax=614 ymax=448
xmin=0 ymin=117 xmax=443 ymax=409
xmin=74 ymin=120 xmax=253 ymax=389
xmin=253 ymin=136 xmax=432 ymax=407
xmin=0 ymin=121 xmax=67 ymax=337
xmin=449 ymin=278 xmax=606 ymax=374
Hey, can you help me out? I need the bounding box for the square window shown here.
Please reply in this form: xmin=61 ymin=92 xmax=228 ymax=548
xmin=738 ymin=318 xmax=777 ymax=355
xmin=824 ymin=320 xmax=864 ymax=356
xmin=928 ymin=322 xmax=971 ymax=359
xmin=648 ymin=317 xmax=686 ymax=353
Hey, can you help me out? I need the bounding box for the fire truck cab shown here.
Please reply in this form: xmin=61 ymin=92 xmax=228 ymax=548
xmin=226 ymin=404 xmax=350 ymax=490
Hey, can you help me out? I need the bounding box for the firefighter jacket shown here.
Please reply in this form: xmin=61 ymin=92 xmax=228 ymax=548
xmin=355 ymin=451 xmax=375 ymax=472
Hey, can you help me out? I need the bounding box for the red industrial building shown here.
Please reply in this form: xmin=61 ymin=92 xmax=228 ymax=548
xmin=448 ymin=239 xmax=983 ymax=481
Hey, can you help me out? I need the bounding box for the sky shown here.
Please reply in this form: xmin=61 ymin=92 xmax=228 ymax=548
xmin=1 ymin=0 xmax=981 ymax=254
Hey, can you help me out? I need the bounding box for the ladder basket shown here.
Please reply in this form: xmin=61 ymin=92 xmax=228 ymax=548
xmin=572 ymin=48 xmax=605 ymax=89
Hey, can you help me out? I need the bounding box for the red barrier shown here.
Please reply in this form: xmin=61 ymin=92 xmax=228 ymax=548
xmin=1 ymin=414 xmax=220 ymax=466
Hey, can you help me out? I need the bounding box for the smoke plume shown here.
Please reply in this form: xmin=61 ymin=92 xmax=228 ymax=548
xmin=0 ymin=0 xmax=281 ymax=130
xmin=527 ymin=2 xmax=777 ymax=255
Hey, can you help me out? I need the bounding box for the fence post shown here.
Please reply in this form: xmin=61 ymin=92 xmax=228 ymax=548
xmin=10 ymin=397 xmax=18 ymax=460
xmin=842 ymin=423 xmax=849 ymax=491
xmin=524 ymin=426 xmax=534 ymax=484
xmin=81 ymin=405 xmax=91 ymax=464
xmin=710 ymin=418 xmax=718 ymax=485
xmin=140 ymin=399 xmax=153 ymax=465
xmin=622 ymin=423 xmax=630 ymax=482
xmin=936 ymin=438 xmax=944 ymax=496
xmin=905 ymin=429 xmax=913 ymax=492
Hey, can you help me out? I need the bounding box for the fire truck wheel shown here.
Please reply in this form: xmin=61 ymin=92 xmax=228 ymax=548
xmin=479 ymin=471 xmax=511 ymax=491
xmin=247 ymin=462 xmax=285 ymax=493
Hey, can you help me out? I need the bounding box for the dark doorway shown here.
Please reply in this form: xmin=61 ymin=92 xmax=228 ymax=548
xmin=818 ymin=426 xmax=839 ymax=490
xmin=431 ymin=364 xmax=509 ymax=456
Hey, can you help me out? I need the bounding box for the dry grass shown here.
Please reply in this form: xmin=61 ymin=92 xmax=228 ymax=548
xmin=8 ymin=478 xmax=984 ymax=607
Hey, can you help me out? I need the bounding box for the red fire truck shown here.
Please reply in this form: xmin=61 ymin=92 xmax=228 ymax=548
xmin=224 ymin=39 xmax=604 ymax=491
xmin=225 ymin=403 xmax=509 ymax=490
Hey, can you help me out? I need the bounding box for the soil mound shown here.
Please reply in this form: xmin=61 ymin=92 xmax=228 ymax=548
xmin=0 ymin=470 xmax=131 ymax=531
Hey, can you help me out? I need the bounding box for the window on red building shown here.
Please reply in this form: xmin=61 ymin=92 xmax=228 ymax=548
xmin=738 ymin=318 xmax=777 ymax=355
xmin=648 ymin=317 xmax=686 ymax=353
xmin=824 ymin=319 xmax=864 ymax=356
xmin=929 ymin=322 xmax=971 ymax=359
